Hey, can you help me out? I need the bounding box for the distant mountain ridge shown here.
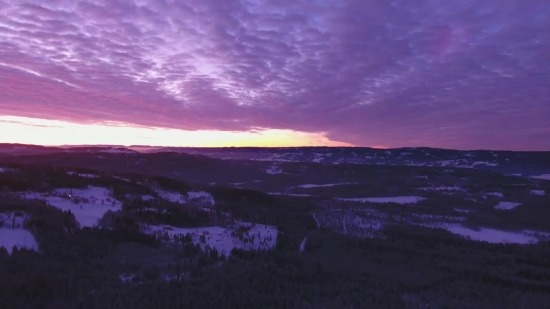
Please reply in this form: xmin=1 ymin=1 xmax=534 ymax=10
xmin=139 ymin=146 xmax=550 ymax=177
xmin=1 ymin=143 xmax=549 ymax=177
xmin=0 ymin=144 xmax=137 ymax=155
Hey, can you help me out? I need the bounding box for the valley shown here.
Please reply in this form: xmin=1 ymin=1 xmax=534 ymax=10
xmin=0 ymin=144 xmax=549 ymax=308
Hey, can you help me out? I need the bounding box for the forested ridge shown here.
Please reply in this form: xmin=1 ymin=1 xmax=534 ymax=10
xmin=0 ymin=161 xmax=549 ymax=308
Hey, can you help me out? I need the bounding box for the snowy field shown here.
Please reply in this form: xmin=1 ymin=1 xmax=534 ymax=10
xmin=316 ymin=207 xmax=550 ymax=245
xmin=67 ymin=171 xmax=99 ymax=179
xmin=336 ymin=196 xmax=425 ymax=204
xmin=494 ymin=201 xmax=521 ymax=210
xmin=0 ymin=228 xmax=38 ymax=254
xmin=187 ymin=191 xmax=215 ymax=206
xmin=153 ymin=189 xmax=215 ymax=206
xmin=531 ymin=174 xmax=550 ymax=181
xmin=142 ymin=222 xmax=277 ymax=256
xmin=314 ymin=209 xmax=386 ymax=238
xmin=453 ymin=208 xmax=471 ymax=214
xmin=21 ymin=186 xmax=122 ymax=228
xmin=292 ymin=183 xmax=357 ymax=189
xmin=268 ymin=192 xmax=312 ymax=197
xmin=530 ymin=190 xmax=545 ymax=196
xmin=153 ymin=189 xmax=186 ymax=203
xmin=484 ymin=192 xmax=504 ymax=198
xmin=418 ymin=186 xmax=464 ymax=194
xmin=430 ymin=160 xmax=499 ymax=168
xmin=423 ymin=223 xmax=549 ymax=244
xmin=0 ymin=211 xmax=37 ymax=254
xmin=441 ymin=225 xmax=538 ymax=244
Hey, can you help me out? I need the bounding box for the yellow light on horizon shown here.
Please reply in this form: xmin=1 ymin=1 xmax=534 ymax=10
xmin=0 ymin=115 xmax=352 ymax=147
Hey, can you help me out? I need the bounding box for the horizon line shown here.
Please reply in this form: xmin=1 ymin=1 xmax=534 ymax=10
xmin=1 ymin=142 xmax=549 ymax=153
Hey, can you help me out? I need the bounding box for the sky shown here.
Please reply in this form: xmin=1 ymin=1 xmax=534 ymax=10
xmin=0 ymin=0 xmax=549 ymax=150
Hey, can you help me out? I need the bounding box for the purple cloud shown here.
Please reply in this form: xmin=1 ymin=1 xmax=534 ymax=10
xmin=0 ymin=0 xmax=549 ymax=149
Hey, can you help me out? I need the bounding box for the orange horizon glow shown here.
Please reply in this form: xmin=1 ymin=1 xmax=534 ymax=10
xmin=0 ymin=115 xmax=353 ymax=147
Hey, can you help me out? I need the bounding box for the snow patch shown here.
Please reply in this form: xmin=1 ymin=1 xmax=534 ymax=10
xmin=419 ymin=186 xmax=463 ymax=194
xmin=142 ymin=222 xmax=277 ymax=257
xmin=0 ymin=167 xmax=16 ymax=173
xmin=434 ymin=160 xmax=498 ymax=169
xmin=154 ymin=189 xmax=215 ymax=206
xmin=139 ymin=195 xmax=155 ymax=201
xmin=187 ymin=191 xmax=215 ymax=206
xmin=119 ymin=273 xmax=136 ymax=283
xmin=484 ymin=192 xmax=504 ymax=198
xmin=530 ymin=190 xmax=545 ymax=196
xmin=299 ymin=236 xmax=307 ymax=254
xmin=268 ymin=192 xmax=311 ymax=197
xmin=154 ymin=189 xmax=186 ymax=203
xmin=161 ymin=272 xmax=188 ymax=282
xmin=312 ymin=213 xmax=320 ymax=229
xmin=422 ymin=222 xmax=548 ymax=244
xmin=0 ymin=228 xmax=38 ymax=254
xmin=494 ymin=201 xmax=521 ymax=210
xmin=21 ymin=186 xmax=122 ymax=228
xmin=67 ymin=171 xmax=99 ymax=179
xmin=471 ymin=161 xmax=498 ymax=167
xmin=420 ymin=186 xmax=462 ymax=191
xmin=453 ymin=208 xmax=471 ymax=214
xmin=336 ymin=196 xmax=425 ymax=204
xmin=0 ymin=211 xmax=31 ymax=228
xmin=438 ymin=224 xmax=537 ymax=244
xmin=266 ymin=164 xmax=282 ymax=175
xmin=531 ymin=174 xmax=550 ymax=181
xmin=312 ymin=153 xmax=325 ymax=163
xmin=314 ymin=209 xmax=385 ymax=238
xmin=100 ymin=147 xmax=135 ymax=154
xmin=293 ymin=183 xmax=357 ymax=189
xmin=437 ymin=160 xmax=455 ymax=167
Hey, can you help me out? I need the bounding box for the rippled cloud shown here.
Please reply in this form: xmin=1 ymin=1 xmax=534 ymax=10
xmin=0 ymin=0 xmax=548 ymax=149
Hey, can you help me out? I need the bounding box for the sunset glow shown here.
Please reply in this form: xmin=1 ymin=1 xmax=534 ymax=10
xmin=0 ymin=116 xmax=351 ymax=147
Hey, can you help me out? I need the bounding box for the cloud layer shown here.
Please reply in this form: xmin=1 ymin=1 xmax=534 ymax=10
xmin=0 ymin=0 xmax=549 ymax=149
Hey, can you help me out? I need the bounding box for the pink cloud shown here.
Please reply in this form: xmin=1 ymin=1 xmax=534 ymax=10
xmin=0 ymin=0 xmax=548 ymax=150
